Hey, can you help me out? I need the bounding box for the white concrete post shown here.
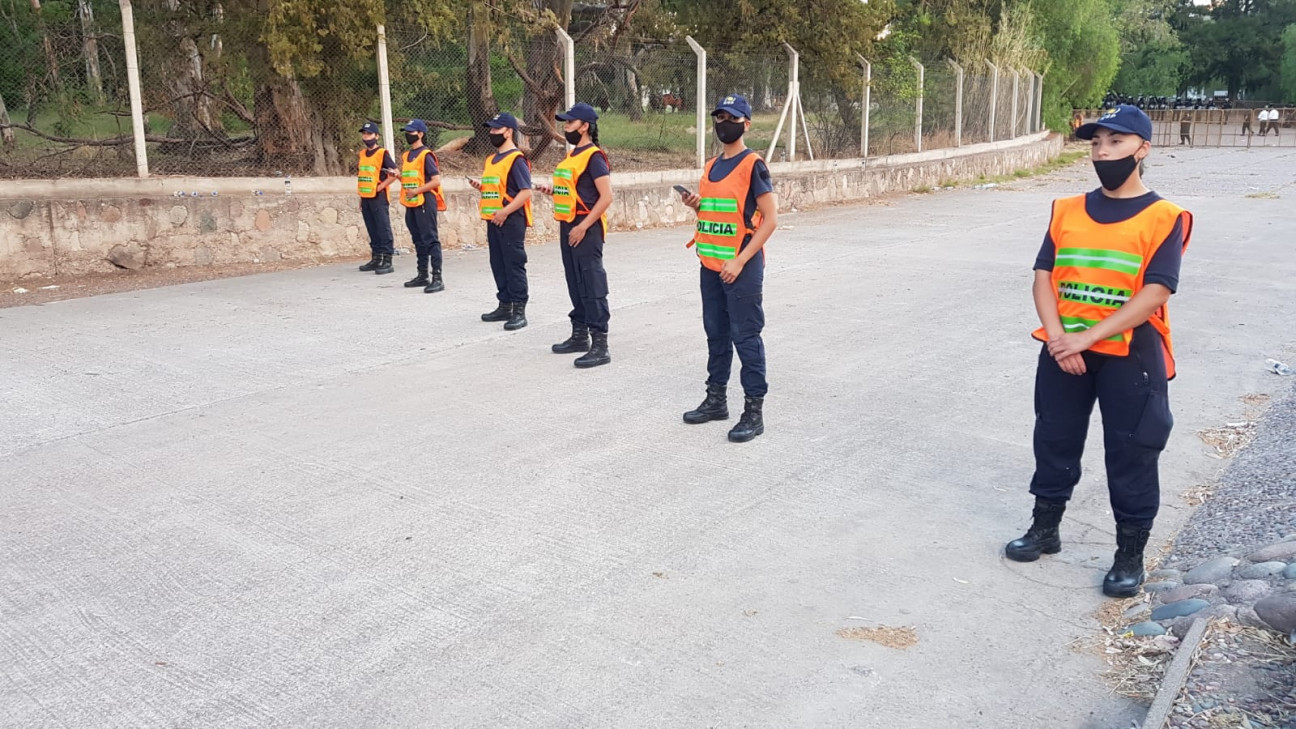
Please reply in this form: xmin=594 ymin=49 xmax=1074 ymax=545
xmin=985 ymin=60 xmax=999 ymax=143
xmin=556 ymin=28 xmax=575 ymax=152
xmin=118 ymin=0 xmax=148 ymax=177
xmin=784 ymin=42 xmax=800 ymax=161
xmin=857 ymin=54 xmax=871 ymax=158
xmin=1009 ymin=68 xmax=1019 ymax=138
xmin=910 ymin=56 xmax=924 ymax=152
xmin=376 ymin=25 xmax=395 ymax=156
xmin=685 ymin=36 xmax=706 ymax=169
xmin=947 ymin=59 xmax=963 ymax=147
xmin=1034 ymin=72 xmax=1045 ymax=133
xmin=1020 ymin=68 xmax=1033 ymax=133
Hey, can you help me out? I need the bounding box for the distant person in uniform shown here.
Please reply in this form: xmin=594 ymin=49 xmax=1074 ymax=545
xmin=1070 ymin=111 xmax=1084 ymax=141
xmin=470 ymin=113 xmax=533 ymax=331
xmin=535 ymin=102 xmax=615 ymax=368
xmin=677 ymin=94 xmax=778 ymax=443
xmin=1178 ymin=111 xmax=1192 ymax=147
xmin=356 ymin=122 xmax=397 ymax=275
xmin=398 ymin=120 xmax=447 ymax=293
xmin=1004 ymin=105 xmax=1193 ymax=599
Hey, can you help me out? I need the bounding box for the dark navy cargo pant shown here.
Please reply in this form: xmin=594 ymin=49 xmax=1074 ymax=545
xmin=488 ymin=214 xmax=528 ymax=304
xmin=1029 ymin=323 xmax=1174 ymax=527
xmin=404 ymin=201 xmax=441 ymax=270
xmin=360 ymin=197 xmax=394 ymax=255
xmin=560 ymin=218 xmax=610 ymax=333
xmin=700 ymin=247 xmax=766 ymax=398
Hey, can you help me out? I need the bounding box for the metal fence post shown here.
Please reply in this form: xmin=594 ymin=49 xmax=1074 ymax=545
xmin=556 ymin=28 xmax=575 ymax=152
xmin=985 ymin=60 xmax=998 ymax=143
xmin=118 ymin=0 xmax=148 ymax=177
xmin=910 ymin=56 xmax=924 ymax=152
xmin=947 ymin=59 xmax=963 ymax=147
xmin=376 ymin=25 xmax=395 ymax=156
xmin=857 ymin=54 xmax=871 ymax=158
xmin=1009 ymin=68 xmax=1020 ymax=138
xmin=685 ymin=36 xmax=706 ymax=169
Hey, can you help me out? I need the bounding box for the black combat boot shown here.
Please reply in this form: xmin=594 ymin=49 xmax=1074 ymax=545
xmin=574 ymin=331 xmax=610 ymax=368
xmin=552 ymin=324 xmax=590 ymax=354
xmin=358 ymin=254 xmax=379 ymax=272
xmin=481 ymin=302 xmax=510 ymax=322
xmin=727 ymin=397 xmax=764 ymax=443
xmin=1103 ymin=523 xmax=1151 ymax=598
xmin=424 ymin=268 xmax=444 ymax=293
xmin=374 ymin=254 xmax=394 ymax=275
xmin=404 ymin=258 xmax=428 ymax=288
xmin=1004 ymin=498 xmax=1066 ymax=562
xmin=504 ymin=302 xmax=528 ymax=331
xmin=683 ymin=384 xmax=728 ymax=424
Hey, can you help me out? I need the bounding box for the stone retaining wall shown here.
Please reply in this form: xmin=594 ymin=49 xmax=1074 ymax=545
xmin=1 ymin=132 xmax=1060 ymax=279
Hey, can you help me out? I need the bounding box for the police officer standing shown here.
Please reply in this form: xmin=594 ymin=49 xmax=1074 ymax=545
xmin=535 ymin=102 xmax=614 ymax=368
xmin=1005 ymin=105 xmax=1192 ymax=598
xmin=678 ymin=94 xmax=777 ymax=443
xmin=470 ymin=113 xmax=533 ymax=331
xmin=399 ymin=119 xmax=446 ymax=294
xmin=356 ymin=122 xmax=397 ymax=275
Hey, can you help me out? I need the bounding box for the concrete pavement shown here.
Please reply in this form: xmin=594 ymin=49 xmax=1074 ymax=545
xmin=2 ymin=146 xmax=1294 ymax=728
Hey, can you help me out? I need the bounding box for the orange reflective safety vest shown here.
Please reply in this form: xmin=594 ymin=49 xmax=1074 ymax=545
xmin=400 ymin=148 xmax=447 ymax=210
xmin=552 ymin=145 xmax=608 ymax=234
xmin=357 ymin=147 xmax=388 ymax=198
xmin=1032 ymin=194 xmax=1193 ymax=378
xmin=479 ymin=149 xmax=533 ymax=226
xmin=691 ymin=152 xmax=763 ymax=272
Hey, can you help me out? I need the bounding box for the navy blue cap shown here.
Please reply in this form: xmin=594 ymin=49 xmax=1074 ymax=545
xmin=556 ymin=103 xmax=599 ymax=124
xmin=483 ymin=112 xmax=519 ymax=131
xmin=1076 ymin=105 xmax=1152 ymax=142
xmin=359 ymin=121 xmax=380 ymax=134
xmin=711 ymin=94 xmax=752 ymax=120
xmin=402 ymin=119 xmax=429 ymax=134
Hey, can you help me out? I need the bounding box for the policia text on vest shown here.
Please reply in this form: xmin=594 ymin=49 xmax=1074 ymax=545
xmin=678 ymin=94 xmax=778 ymax=445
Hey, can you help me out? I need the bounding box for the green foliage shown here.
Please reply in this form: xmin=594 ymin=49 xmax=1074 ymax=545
xmin=1176 ymin=0 xmax=1296 ymax=99
xmin=1284 ymin=24 xmax=1296 ymax=101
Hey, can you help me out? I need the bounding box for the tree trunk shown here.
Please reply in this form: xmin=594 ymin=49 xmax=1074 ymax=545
xmin=623 ymin=64 xmax=642 ymax=121
xmin=464 ymin=2 xmax=500 ymax=154
xmin=252 ymin=51 xmax=314 ymax=171
xmin=0 ymin=90 xmax=14 ymax=148
xmin=522 ymin=33 xmax=564 ymax=160
xmin=77 ymin=0 xmax=103 ymax=104
xmin=30 ymin=0 xmax=61 ymax=88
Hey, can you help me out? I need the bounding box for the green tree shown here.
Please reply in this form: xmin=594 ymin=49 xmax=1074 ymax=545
xmin=1279 ymin=23 xmax=1296 ymax=101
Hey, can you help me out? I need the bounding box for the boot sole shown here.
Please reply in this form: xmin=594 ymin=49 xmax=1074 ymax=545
xmin=574 ymin=356 xmax=610 ymax=369
xmin=683 ymin=412 xmax=729 ymax=424
xmin=728 ymin=424 xmax=764 ymax=443
xmin=423 ymin=286 xmax=444 ymax=293
xmin=552 ymin=345 xmax=591 ymax=354
xmin=1102 ymin=580 xmax=1143 ymax=598
xmin=504 ymin=322 xmax=528 ymax=331
xmin=404 ymin=283 xmax=427 ymax=288
xmin=482 ymin=316 xmax=509 ymax=322
xmin=1004 ymin=542 xmax=1062 ymax=562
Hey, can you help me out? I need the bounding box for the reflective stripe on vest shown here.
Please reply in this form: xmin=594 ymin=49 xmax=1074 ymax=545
xmin=1031 ymin=194 xmax=1193 ymax=378
xmin=357 ymin=147 xmax=385 ymax=198
xmin=552 ymin=145 xmax=608 ymax=234
xmin=692 ymin=152 xmax=763 ymax=272
xmin=400 ymin=148 xmax=446 ymax=210
xmin=479 ymin=149 xmax=532 ymax=226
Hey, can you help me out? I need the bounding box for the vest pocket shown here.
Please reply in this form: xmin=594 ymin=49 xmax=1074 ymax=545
xmin=1129 ymin=389 xmax=1173 ymax=451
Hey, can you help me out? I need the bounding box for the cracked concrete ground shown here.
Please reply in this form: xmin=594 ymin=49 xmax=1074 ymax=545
xmin=2 ymin=146 xmax=1294 ymax=728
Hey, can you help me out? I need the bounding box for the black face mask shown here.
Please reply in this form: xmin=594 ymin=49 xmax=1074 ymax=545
xmin=404 ymin=132 xmax=421 ymax=145
xmin=363 ymin=138 xmax=379 ymax=149
xmin=488 ymin=132 xmax=507 ymax=148
xmin=1093 ymin=155 xmax=1139 ymax=191
xmin=563 ymin=129 xmax=584 ymax=146
xmin=714 ymin=119 xmax=745 ymax=144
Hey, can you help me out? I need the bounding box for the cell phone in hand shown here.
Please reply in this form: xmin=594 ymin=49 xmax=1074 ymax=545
xmin=673 ymin=185 xmax=692 ymax=196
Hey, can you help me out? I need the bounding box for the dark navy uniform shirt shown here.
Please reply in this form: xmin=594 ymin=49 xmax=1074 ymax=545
xmin=707 ymin=148 xmax=773 ymax=230
xmin=491 ymin=150 xmax=532 ymax=199
xmin=570 ymin=144 xmax=611 ymax=211
xmin=1035 ymin=190 xmax=1184 ymax=293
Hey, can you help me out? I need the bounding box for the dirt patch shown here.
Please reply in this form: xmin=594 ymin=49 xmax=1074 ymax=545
xmin=2 ymin=259 xmax=327 ymax=308
xmin=1166 ymin=622 xmax=1296 ymax=728
xmin=1198 ymin=420 xmax=1259 ymax=459
xmin=836 ymin=625 xmax=918 ymax=650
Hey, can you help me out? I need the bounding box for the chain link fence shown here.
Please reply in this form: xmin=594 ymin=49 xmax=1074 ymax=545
xmin=1 ymin=8 xmax=1046 ymax=179
xmin=1074 ymin=107 xmax=1295 ymax=148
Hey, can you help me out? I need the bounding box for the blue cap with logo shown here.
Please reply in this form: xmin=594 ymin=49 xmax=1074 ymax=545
xmin=402 ymin=119 xmax=429 ymax=134
xmin=359 ymin=121 xmax=380 ymax=134
xmin=483 ymin=112 xmax=519 ymax=131
xmin=1076 ymin=105 xmax=1153 ymax=142
xmin=712 ymin=94 xmax=752 ymax=120
xmin=556 ymin=102 xmax=599 ymax=124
